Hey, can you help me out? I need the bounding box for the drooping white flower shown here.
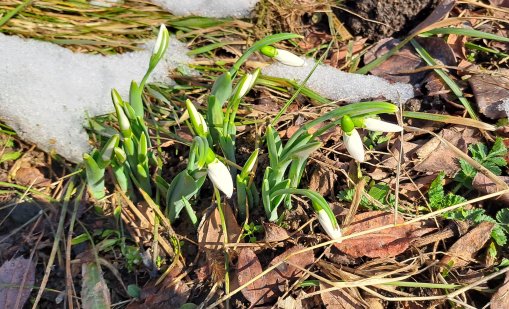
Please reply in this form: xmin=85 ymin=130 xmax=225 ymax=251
xmin=207 ymin=158 xmax=233 ymax=198
xmin=317 ymin=209 xmax=342 ymax=241
xmin=363 ymin=118 xmax=403 ymax=132
xmin=260 ymin=46 xmax=305 ymax=67
xmin=343 ymin=129 xmax=365 ymax=162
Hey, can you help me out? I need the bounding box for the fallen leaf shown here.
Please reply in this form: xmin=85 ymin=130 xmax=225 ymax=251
xmin=197 ymin=205 xmax=242 ymax=285
xmin=81 ymin=262 xmax=111 ymax=309
xmin=441 ymin=221 xmax=495 ymax=268
xmin=447 ymin=33 xmax=468 ymax=60
xmin=14 ymin=167 xmax=51 ymax=187
xmin=320 ymin=282 xmax=366 ymax=309
xmin=472 ymin=173 xmax=509 ymax=205
xmin=334 ymin=211 xmax=428 ymax=258
xmin=410 ymin=0 xmax=456 ymax=34
xmin=233 ymin=248 xmax=270 ymax=305
xmin=364 ymin=37 xmax=455 ymax=85
xmin=268 ymin=245 xmax=315 ymax=282
xmin=414 ymin=127 xmax=479 ymax=176
xmin=491 ymin=272 xmax=509 ymax=309
xmin=264 ymin=223 xmax=291 ymax=243
xmin=0 ymin=257 xmax=35 ymax=309
xmin=364 ymin=38 xmax=425 ymax=84
xmin=234 ymin=245 xmax=314 ymax=305
xmin=469 ymin=70 xmax=509 ymax=119
xmin=127 ymin=264 xmax=189 ymax=309
xmin=308 ymin=165 xmax=338 ymax=197
xmin=198 ymin=204 xmax=242 ymax=250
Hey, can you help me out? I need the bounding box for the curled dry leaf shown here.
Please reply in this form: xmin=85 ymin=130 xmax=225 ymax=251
xmin=440 ymin=221 xmax=495 ymax=269
xmin=334 ymin=211 xmax=429 ymax=258
xmin=491 ymin=272 xmax=509 ymax=309
xmin=320 ymin=282 xmax=366 ymax=309
xmin=0 ymin=257 xmax=36 ymax=309
xmin=234 ymin=245 xmax=314 ymax=306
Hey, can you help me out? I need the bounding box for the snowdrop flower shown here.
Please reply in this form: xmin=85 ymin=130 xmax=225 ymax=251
xmin=317 ymin=209 xmax=342 ymax=241
xmin=207 ymin=158 xmax=233 ymax=198
xmin=341 ymin=115 xmax=403 ymax=162
xmin=341 ymin=115 xmax=365 ymax=162
xmin=260 ymin=46 xmax=305 ymax=67
xmin=363 ymin=118 xmax=403 ymax=132
xmin=237 ymin=68 xmax=260 ymax=98
xmin=185 ymin=99 xmax=208 ymax=137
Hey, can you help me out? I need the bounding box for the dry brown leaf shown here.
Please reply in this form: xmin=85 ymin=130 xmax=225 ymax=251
xmin=234 ymin=245 xmax=314 ymax=306
xmin=491 ymin=272 xmax=509 ymax=309
xmin=414 ymin=127 xmax=479 ymax=176
xmin=198 ymin=204 xmax=242 ymax=250
xmin=410 ymin=0 xmax=456 ymax=34
xmin=127 ymin=264 xmax=189 ymax=309
xmin=447 ymin=33 xmax=467 ymax=60
xmin=264 ymin=223 xmax=291 ymax=243
xmin=441 ymin=221 xmax=495 ymax=268
xmin=0 ymin=257 xmax=35 ymax=309
xmin=320 ymin=282 xmax=366 ymax=309
xmin=14 ymin=167 xmax=50 ymax=187
xmin=472 ymin=173 xmax=509 ymax=205
xmin=308 ymin=165 xmax=338 ymax=197
xmin=233 ymin=248 xmax=270 ymax=305
xmin=469 ymin=70 xmax=509 ymax=119
xmin=334 ymin=211 xmax=428 ymax=258
xmin=364 ymin=38 xmax=425 ymax=84
xmin=364 ymin=36 xmax=455 ymax=85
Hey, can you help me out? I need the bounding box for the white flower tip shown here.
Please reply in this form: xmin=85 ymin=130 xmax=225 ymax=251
xmin=207 ymin=159 xmax=233 ymax=198
xmin=364 ymin=118 xmax=403 ymax=133
xmin=343 ymin=129 xmax=365 ymax=162
xmin=275 ymin=49 xmax=306 ymax=67
xmin=317 ymin=210 xmax=342 ymax=241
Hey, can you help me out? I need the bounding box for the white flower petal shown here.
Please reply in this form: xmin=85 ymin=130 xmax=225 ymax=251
xmin=343 ymin=129 xmax=365 ymax=162
xmin=274 ymin=49 xmax=305 ymax=67
xmin=317 ymin=209 xmax=342 ymax=241
xmin=364 ymin=118 xmax=403 ymax=132
xmin=207 ymin=159 xmax=233 ymax=198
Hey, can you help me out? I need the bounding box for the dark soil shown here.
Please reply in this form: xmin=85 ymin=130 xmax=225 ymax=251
xmin=336 ymin=0 xmax=439 ymax=40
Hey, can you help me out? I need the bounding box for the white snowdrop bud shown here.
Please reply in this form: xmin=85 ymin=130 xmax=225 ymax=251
xmin=317 ymin=209 xmax=342 ymax=241
xmin=207 ymin=159 xmax=233 ymax=198
xmin=343 ymin=129 xmax=365 ymax=162
xmin=363 ymin=118 xmax=403 ymax=133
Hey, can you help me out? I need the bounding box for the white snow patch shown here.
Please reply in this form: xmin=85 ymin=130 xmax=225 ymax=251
xmin=262 ymin=58 xmax=415 ymax=104
xmin=149 ymin=0 xmax=258 ymax=18
xmin=0 ymin=33 xmax=192 ymax=163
